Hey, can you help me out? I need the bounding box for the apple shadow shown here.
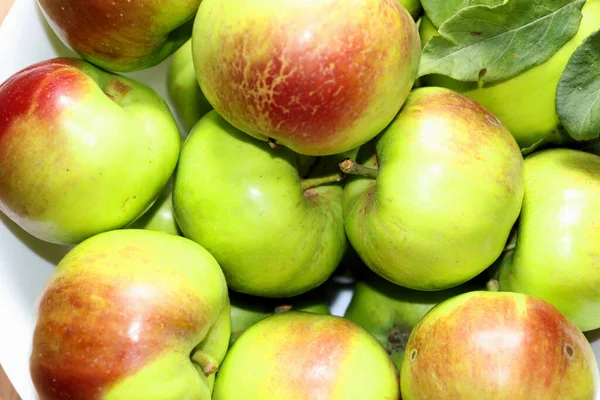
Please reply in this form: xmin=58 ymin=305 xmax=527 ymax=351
xmin=35 ymin=4 xmax=77 ymax=58
xmin=0 ymin=213 xmax=71 ymax=266
xmin=0 ymin=214 xmax=71 ymax=322
xmin=585 ymin=328 xmax=600 ymax=343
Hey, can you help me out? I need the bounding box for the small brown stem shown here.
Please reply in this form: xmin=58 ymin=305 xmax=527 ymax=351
xmin=386 ymin=325 xmax=412 ymax=355
xmin=339 ymin=158 xmax=379 ymax=179
xmin=268 ymin=137 xmax=277 ymax=149
xmin=486 ymin=279 xmax=500 ymax=292
xmin=300 ymin=172 xmax=344 ymax=191
xmin=274 ymin=305 xmax=293 ymax=314
xmin=191 ymin=349 xmax=219 ymax=377
xmin=503 ymin=226 xmax=518 ymax=253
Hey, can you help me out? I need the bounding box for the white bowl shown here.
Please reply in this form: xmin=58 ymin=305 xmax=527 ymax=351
xmin=0 ymin=1 xmax=599 ymax=399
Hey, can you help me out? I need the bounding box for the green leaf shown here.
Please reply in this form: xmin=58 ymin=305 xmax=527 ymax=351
xmin=556 ymin=29 xmax=600 ymax=141
xmin=418 ymin=0 xmax=585 ymax=83
xmin=421 ymin=0 xmax=502 ymax=28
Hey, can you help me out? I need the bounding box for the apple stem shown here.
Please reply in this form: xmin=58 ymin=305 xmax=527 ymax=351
xmin=339 ymin=158 xmax=379 ymax=179
xmin=486 ymin=279 xmax=500 ymax=292
xmin=274 ymin=304 xmax=293 ymax=313
xmin=300 ymin=172 xmax=345 ymax=191
xmin=386 ymin=324 xmax=412 ymax=354
xmin=191 ymin=349 xmax=219 ymax=377
xmin=503 ymin=225 xmax=518 ymax=253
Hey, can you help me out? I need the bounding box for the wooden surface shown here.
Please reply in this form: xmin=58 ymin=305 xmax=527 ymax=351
xmin=1 ymin=364 xmax=20 ymax=400
xmin=1 ymin=1 xmax=21 ymax=398
xmin=0 ymin=0 xmax=14 ymax=26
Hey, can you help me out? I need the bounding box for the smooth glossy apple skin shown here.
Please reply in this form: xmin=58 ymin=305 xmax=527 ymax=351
xmin=229 ymin=290 xmax=330 ymax=344
xmin=213 ymin=312 xmax=400 ymax=400
xmin=128 ymin=179 xmax=182 ymax=236
xmin=30 ymin=229 xmax=231 ymax=400
xmin=496 ymin=149 xmax=600 ymax=332
xmin=38 ymin=0 xmax=200 ymax=72
xmin=173 ymin=110 xmax=346 ymax=297
xmin=401 ymin=291 xmax=598 ymax=400
xmin=167 ymin=40 xmax=213 ymax=134
xmin=419 ymin=0 xmax=600 ymax=149
xmin=344 ymin=87 xmax=524 ymax=290
xmin=191 ymin=0 xmax=421 ymax=156
xmin=0 ymin=58 xmax=180 ymax=245
xmin=345 ymin=269 xmax=480 ymax=370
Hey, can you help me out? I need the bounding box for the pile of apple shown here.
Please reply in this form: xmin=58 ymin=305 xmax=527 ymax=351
xmin=1 ymin=0 xmax=600 ymax=398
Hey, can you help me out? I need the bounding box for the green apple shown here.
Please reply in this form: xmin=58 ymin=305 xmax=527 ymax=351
xmin=192 ymin=0 xmax=421 ymax=156
xmin=495 ymin=148 xmax=600 ymax=332
xmin=213 ymin=312 xmax=400 ymax=400
xmin=128 ymin=179 xmax=182 ymax=236
xmin=38 ymin=0 xmax=201 ymax=72
xmin=0 ymin=58 xmax=180 ymax=245
xmin=30 ymin=229 xmax=231 ymax=400
xmin=401 ymin=291 xmax=599 ymax=399
xmin=343 ymin=87 xmax=524 ymax=290
xmin=419 ymin=0 xmax=600 ymax=149
xmin=229 ymin=289 xmax=330 ymax=344
xmin=400 ymin=0 xmax=423 ymax=20
xmin=344 ymin=268 xmax=481 ymax=370
xmin=167 ymin=39 xmax=213 ymax=134
xmin=173 ymin=110 xmax=346 ymax=297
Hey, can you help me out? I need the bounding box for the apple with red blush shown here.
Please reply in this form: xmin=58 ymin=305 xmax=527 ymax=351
xmin=30 ymin=229 xmax=231 ymax=400
xmin=401 ymin=291 xmax=599 ymax=399
xmin=191 ymin=0 xmax=421 ymax=156
xmin=0 ymin=58 xmax=180 ymax=245
xmin=38 ymin=0 xmax=201 ymax=72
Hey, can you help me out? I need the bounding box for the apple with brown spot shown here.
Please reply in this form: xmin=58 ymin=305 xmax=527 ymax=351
xmin=191 ymin=0 xmax=421 ymax=156
xmin=212 ymin=311 xmax=399 ymax=400
xmin=0 ymin=58 xmax=180 ymax=245
xmin=30 ymin=229 xmax=231 ymax=400
xmin=401 ymin=291 xmax=599 ymax=399
xmin=344 ymin=267 xmax=481 ymax=371
xmin=38 ymin=0 xmax=201 ymax=72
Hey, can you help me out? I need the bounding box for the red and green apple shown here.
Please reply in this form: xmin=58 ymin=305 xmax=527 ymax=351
xmin=191 ymin=0 xmax=421 ymax=156
xmin=0 ymin=58 xmax=180 ymax=245
xmin=30 ymin=229 xmax=231 ymax=400
xmin=38 ymin=0 xmax=201 ymax=72
xmin=401 ymin=291 xmax=599 ymax=399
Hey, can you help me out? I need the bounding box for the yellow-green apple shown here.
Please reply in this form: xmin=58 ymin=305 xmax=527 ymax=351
xmin=0 ymin=58 xmax=180 ymax=245
xmin=495 ymin=148 xmax=600 ymax=332
xmin=30 ymin=229 xmax=231 ymax=400
xmin=401 ymin=291 xmax=599 ymax=399
xmin=128 ymin=179 xmax=181 ymax=236
xmin=191 ymin=0 xmax=421 ymax=156
xmin=212 ymin=312 xmax=400 ymax=400
xmin=345 ymin=268 xmax=480 ymax=370
xmin=38 ymin=0 xmax=201 ymax=72
xmin=173 ymin=110 xmax=346 ymax=297
xmin=342 ymin=87 xmax=524 ymax=290
xmin=229 ymin=289 xmax=330 ymax=344
xmin=418 ymin=0 xmax=600 ymax=149
xmin=167 ymin=39 xmax=213 ymax=134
